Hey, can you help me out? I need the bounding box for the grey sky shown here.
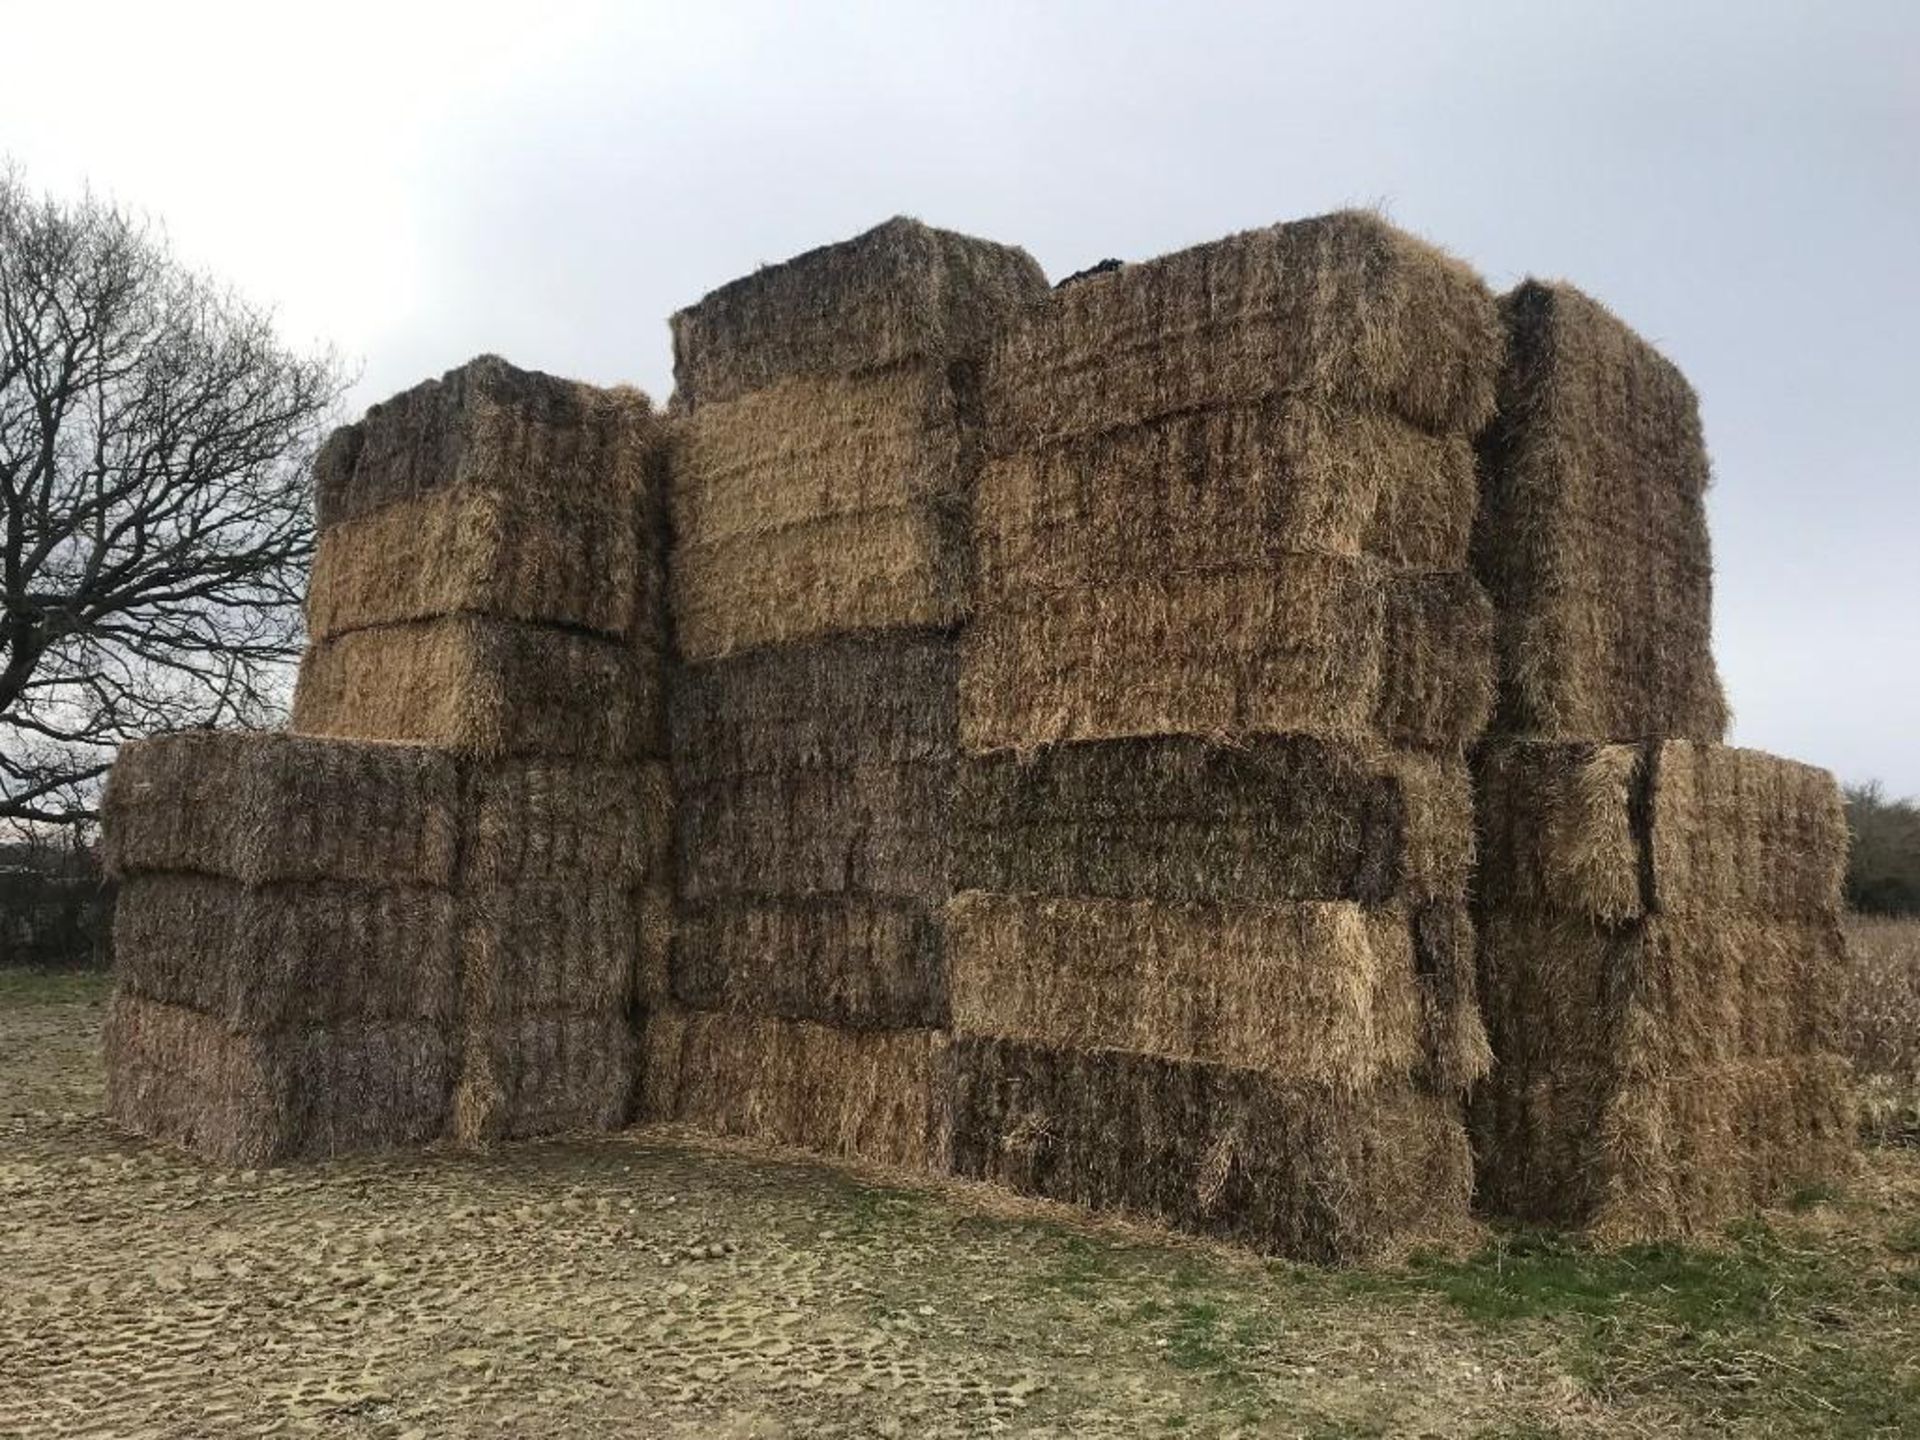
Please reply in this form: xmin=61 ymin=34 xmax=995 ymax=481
xmin=5 ymin=0 xmax=1914 ymax=790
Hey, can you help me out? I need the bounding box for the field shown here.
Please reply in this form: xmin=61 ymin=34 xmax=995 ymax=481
xmin=1848 ymin=915 xmax=1920 ymax=1145
xmin=3 ymin=961 xmax=1918 ymax=1439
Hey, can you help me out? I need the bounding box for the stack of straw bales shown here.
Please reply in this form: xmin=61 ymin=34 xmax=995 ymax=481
xmin=102 ymin=733 xmax=460 ymax=1162
xmin=947 ymin=212 xmax=1506 ymax=1260
xmin=1469 ymin=285 xmax=1852 ymax=1234
xmin=104 ymin=357 xmax=672 ymax=1158
xmin=646 ymin=220 xmax=1049 ymax=1172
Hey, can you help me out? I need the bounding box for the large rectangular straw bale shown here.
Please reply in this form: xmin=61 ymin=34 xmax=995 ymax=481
xmin=1474 ymin=281 xmax=1727 ymax=741
xmin=986 ymin=210 xmax=1502 ymax=447
xmin=102 ymin=730 xmax=459 ymax=889
xmin=451 ymin=1009 xmax=634 ymax=1146
xmin=955 ymin=737 xmax=1471 ymax=905
xmin=961 ymin=559 xmax=1489 ymax=754
xmin=1476 ymin=913 xmax=1849 ymax=1078
xmin=113 ymin=874 xmax=457 ymax=1029
xmin=947 ymin=894 xmax=1420 ymax=1087
xmin=1409 ymin=903 xmax=1495 ymax=1096
xmin=1476 ymin=741 xmax=1849 ymax=923
xmin=1648 ymin=742 xmax=1846 ymax=919
xmin=460 ymin=883 xmax=640 ymax=1020
xmin=307 ymin=486 xmax=656 ymax=642
xmin=670 ymin=217 xmax=1048 ymax=408
xmin=1472 ymin=1054 xmax=1855 ymax=1236
xmin=671 ymin=633 xmax=954 ymax=782
xmin=461 ymin=760 xmax=672 ymax=890
xmin=672 ymin=898 xmax=946 ymax=1029
xmin=641 ymin=1009 xmax=948 ymax=1172
xmin=678 ymin=760 xmax=951 ymax=903
xmin=671 ymin=506 xmax=965 ymax=662
xmin=292 ymin=617 xmax=662 ymax=760
xmin=104 ymin=993 xmax=451 ymax=1164
xmin=313 ymin=354 xmax=660 ymax=530
xmin=948 ymin=1037 xmax=1472 ymax=1262
xmin=975 ymin=399 xmax=1477 ymax=590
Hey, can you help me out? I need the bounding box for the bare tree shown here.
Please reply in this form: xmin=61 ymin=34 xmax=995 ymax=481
xmin=0 ymin=171 xmax=345 ymax=832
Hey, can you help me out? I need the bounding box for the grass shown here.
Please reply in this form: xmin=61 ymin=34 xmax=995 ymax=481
xmin=0 ymin=965 xmax=112 ymax=1007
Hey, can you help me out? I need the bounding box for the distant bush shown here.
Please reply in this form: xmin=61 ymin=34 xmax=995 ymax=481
xmin=0 ymin=838 xmax=112 ymax=969
xmin=1844 ymin=782 xmax=1920 ymax=917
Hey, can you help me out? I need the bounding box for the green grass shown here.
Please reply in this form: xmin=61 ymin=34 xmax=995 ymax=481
xmin=0 ymin=966 xmax=111 ymax=1007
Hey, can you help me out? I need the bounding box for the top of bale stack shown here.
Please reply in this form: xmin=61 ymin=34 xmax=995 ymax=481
xmin=314 ymin=355 xmax=661 ymax=530
xmin=102 ymin=730 xmax=461 ymax=890
xmin=985 ymin=210 xmax=1504 ymax=449
xmin=669 ymin=217 xmax=1050 ymax=409
xmin=1473 ymin=280 xmax=1728 ymax=741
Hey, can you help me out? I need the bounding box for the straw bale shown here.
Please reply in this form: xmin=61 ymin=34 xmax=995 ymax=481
xmin=314 ymin=354 xmax=661 ymax=530
xmin=113 ymin=874 xmax=457 ymax=1029
xmin=640 ymin=1009 xmax=948 ymax=1172
xmin=948 ymin=1038 xmax=1472 ymax=1262
xmin=307 ymin=486 xmax=657 ymax=642
xmin=671 ymin=364 xmax=970 ymax=552
xmin=1648 ymin=742 xmax=1846 ymax=919
xmin=635 ymin=882 xmax=675 ymax=1004
xmin=1474 ymin=281 xmax=1727 ymax=741
xmin=1410 ymin=903 xmax=1493 ymax=1095
xmin=461 ymin=760 xmax=672 ymax=890
xmin=460 ymin=882 xmax=639 ymax=1021
xmin=1474 ymin=741 xmax=1644 ymax=923
xmin=292 ymin=617 xmax=662 ymax=760
xmin=102 ymin=730 xmax=459 ymax=889
xmin=947 ymin=894 xmax=1420 ymax=1087
xmin=671 ymin=505 xmax=965 ymax=662
xmin=451 ymin=1009 xmax=634 ymax=1146
xmin=670 ymin=217 xmax=1048 ymax=408
xmin=1472 ymin=1054 xmax=1855 ymax=1236
xmin=670 ymin=633 xmax=954 ymax=782
xmin=1477 ymin=912 xmax=1849 ymax=1078
xmin=672 ymin=898 xmax=946 ymax=1029
xmin=677 ymin=760 xmax=951 ymax=903
xmin=959 ymin=560 xmax=1384 ymax=752
xmin=1374 ymin=573 xmax=1494 ymax=751
xmin=955 ymin=738 xmax=1470 ymax=905
xmin=985 ymin=210 xmax=1502 ymax=448
xmin=974 ymin=399 xmax=1476 ymax=592
xmin=104 ymin=993 xmax=451 ymax=1164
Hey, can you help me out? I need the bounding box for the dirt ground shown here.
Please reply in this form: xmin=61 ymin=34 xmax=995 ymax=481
xmin=3 ymin=972 xmax=1917 ymax=1439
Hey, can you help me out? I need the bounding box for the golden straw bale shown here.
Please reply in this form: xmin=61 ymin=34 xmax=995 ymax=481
xmin=946 ymin=894 xmax=1420 ymax=1088
xmin=986 ymin=210 xmax=1502 ymax=448
xmin=640 ymin=1009 xmax=949 ymax=1172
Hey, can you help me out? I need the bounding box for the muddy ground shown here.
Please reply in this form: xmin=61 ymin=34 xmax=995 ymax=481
xmin=3 ymin=971 xmax=1916 ymax=1439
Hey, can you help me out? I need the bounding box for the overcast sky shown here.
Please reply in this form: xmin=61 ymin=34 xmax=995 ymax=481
xmin=4 ymin=0 xmax=1913 ymax=791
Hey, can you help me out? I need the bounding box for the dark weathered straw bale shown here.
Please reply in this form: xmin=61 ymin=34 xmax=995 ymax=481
xmin=985 ymin=210 xmax=1503 ymax=448
xmin=640 ymin=1008 xmax=949 ymax=1172
xmin=1409 ymin=903 xmax=1494 ymax=1096
xmin=946 ymin=893 xmax=1420 ymax=1087
xmin=974 ymin=399 xmax=1478 ymax=592
xmin=954 ymin=737 xmax=1471 ymax=905
xmin=670 ymin=633 xmax=955 ymax=782
xmin=102 ymin=730 xmax=460 ymax=889
xmin=307 ymin=486 xmax=657 ymax=642
xmin=1374 ymin=572 xmax=1495 ymax=751
xmin=948 ymin=1037 xmax=1472 ymax=1262
xmin=451 ymin=1009 xmax=634 ymax=1146
xmin=292 ymin=617 xmax=663 ymax=760
xmin=677 ymin=760 xmax=952 ymax=903
xmin=104 ymin=993 xmax=451 ymax=1164
xmin=672 ymin=898 xmax=946 ymax=1030
xmin=461 ymin=760 xmax=672 ymax=890
xmin=1474 ymin=741 xmax=1645 ymax=923
xmin=459 ymin=882 xmax=640 ymax=1022
xmin=670 ymin=217 xmax=1048 ymax=408
xmin=314 ymin=355 xmax=661 ymax=531
xmin=1473 ymin=281 xmax=1727 ymax=741
xmin=113 ymin=874 xmax=456 ymax=1029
